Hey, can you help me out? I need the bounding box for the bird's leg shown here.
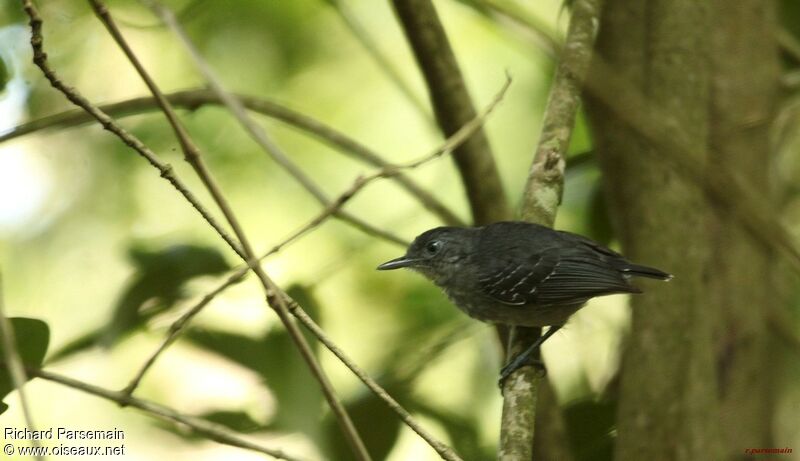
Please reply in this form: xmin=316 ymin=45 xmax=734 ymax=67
xmin=499 ymin=325 xmax=563 ymax=386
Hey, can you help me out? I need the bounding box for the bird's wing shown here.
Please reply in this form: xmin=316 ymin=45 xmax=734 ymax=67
xmin=477 ymin=249 xmax=561 ymax=306
xmin=532 ymin=253 xmax=640 ymax=305
xmin=479 ymin=247 xmax=638 ymax=306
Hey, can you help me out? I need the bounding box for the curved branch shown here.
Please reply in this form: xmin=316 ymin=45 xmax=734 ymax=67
xmin=123 ymin=77 xmax=508 ymax=461
xmin=0 ymin=90 xmax=464 ymax=227
xmin=32 ymin=369 xmax=306 ymax=461
xmin=143 ymin=0 xmax=405 ymax=248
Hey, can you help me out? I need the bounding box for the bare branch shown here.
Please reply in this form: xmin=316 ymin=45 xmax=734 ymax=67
xmin=31 ymin=368 xmax=306 ymax=461
xmin=123 ymin=174 xmax=373 ymax=395
xmin=0 ymin=89 xmax=465 ymax=227
xmin=143 ymin=0 xmax=404 ymax=247
xmin=287 ymin=301 xmax=464 ymax=461
xmin=122 ymin=76 xmax=508 ymax=461
xmin=20 ymin=0 xmax=245 ymax=259
xmin=22 ymin=0 xmax=503 ymax=458
xmin=502 ymin=0 xmax=603 ymax=459
xmin=391 ymin=0 xmax=511 ymax=225
xmin=121 ymin=267 xmax=247 ymax=395
xmin=83 ymin=1 xmax=372 ymax=458
xmin=0 ymin=273 xmax=43 ymax=460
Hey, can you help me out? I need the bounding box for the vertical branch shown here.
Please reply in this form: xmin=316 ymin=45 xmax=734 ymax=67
xmin=391 ymin=0 xmax=511 ymax=225
xmin=504 ymin=0 xmax=602 ymax=459
xmin=0 ymin=273 xmax=43 ymax=461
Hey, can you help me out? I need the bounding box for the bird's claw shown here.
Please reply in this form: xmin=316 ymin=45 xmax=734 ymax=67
xmin=498 ymin=356 xmax=546 ymax=389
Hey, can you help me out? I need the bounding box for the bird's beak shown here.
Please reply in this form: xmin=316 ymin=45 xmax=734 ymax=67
xmin=376 ymin=256 xmax=417 ymax=270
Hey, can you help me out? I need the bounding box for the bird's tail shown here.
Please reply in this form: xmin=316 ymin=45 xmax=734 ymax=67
xmin=623 ymin=263 xmax=673 ymax=281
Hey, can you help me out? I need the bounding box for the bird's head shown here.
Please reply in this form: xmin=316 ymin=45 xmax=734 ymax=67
xmin=377 ymin=227 xmax=476 ymax=283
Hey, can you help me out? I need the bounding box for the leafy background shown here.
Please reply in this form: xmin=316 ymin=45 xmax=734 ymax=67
xmin=0 ymin=0 xmax=797 ymax=460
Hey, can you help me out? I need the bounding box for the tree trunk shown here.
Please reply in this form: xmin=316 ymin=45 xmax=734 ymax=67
xmin=585 ymin=1 xmax=780 ymax=460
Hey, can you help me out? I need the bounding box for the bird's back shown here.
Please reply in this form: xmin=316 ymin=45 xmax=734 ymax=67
xmin=473 ymin=222 xmax=668 ymax=312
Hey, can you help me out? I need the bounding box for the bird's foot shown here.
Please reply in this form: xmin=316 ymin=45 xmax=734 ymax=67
xmin=498 ymin=355 xmax=546 ymax=389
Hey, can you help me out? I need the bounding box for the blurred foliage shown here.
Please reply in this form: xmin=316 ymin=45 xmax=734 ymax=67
xmin=563 ymin=398 xmax=616 ymax=461
xmin=0 ymin=318 xmax=49 ymax=415
xmin=781 ymin=0 xmax=800 ymax=48
xmin=324 ymin=383 xmax=407 ymax=460
xmin=1 ymin=0 xmax=767 ymax=458
xmin=103 ymin=244 xmax=230 ymax=345
xmin=0 ymin=56 xmax=8 ymax=93
xmin=186 ymin=285 xmax=325 ymax=440
xmin=47 ymin=244 xmax=230 ymax=362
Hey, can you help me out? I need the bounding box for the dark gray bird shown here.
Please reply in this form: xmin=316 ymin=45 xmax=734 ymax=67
xmin=377 ymin=221 xmax=672 ymax=380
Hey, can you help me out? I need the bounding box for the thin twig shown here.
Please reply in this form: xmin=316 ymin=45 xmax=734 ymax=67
xmin=392 ymin=0 xmax=512 ymax=225
xmin=123 ymin=76 xmax=509 ymax=461
xmin=145 ymin=0 xmax=405 ymax=247
xmin=30 ymin=368 xmax=306 ymax=461
xmin=0 ymin=89 xmax=465 ymax=227
xmin=20 ymin=0 xmax=245 ymax=260
xmin=502 ymin=0 xmax=602 ymax=459
xmin=122 ymin=179 xmax=363 ymax=395
xmin=323 ymin=0 xmax=435 ymax=124
xmin=286 ymin=302 xmax=464 ymax=461
xmin=474 ymin=0 xmax=562 ymax=58
xmin=121 ymin=268 xmax=246 ymax=395
xmin=0 ymin=273 xmax=43 ymax=461
xmin=84 ymin=1 xmax=372 ymax=459
xmin=317 ymin=74 xmax=511 ymax=192
xmin=23 ymin=0 xmax=504 ymax=458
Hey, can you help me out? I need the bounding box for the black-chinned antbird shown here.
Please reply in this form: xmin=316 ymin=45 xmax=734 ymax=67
xmin=377 ymin=221 xmax=672 ymax=383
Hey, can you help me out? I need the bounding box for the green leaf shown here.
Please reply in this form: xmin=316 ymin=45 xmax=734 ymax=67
xmin=178 ymin=410 xmax=264 ymax=438
xmin=47 ymin=244 xmax=232 ymax=362
xmin=323 ymin=384 xmax=405 ymax=461
xmin=0 ymin=318 xmax=50 ymax=415
xmin=102 ymin=244 xmax=231 ymax=347
xmin=0 ymin=57 xmax=9 ymax=93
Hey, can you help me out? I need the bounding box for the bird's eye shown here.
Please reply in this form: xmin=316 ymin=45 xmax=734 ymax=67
xmin=425 ymin=240 xmax=442 ymax=255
